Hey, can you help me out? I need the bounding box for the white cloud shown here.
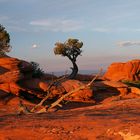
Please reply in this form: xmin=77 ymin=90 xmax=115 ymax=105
xmin=32 ymin=44 xmax=38 ymax=48
xmin=30 ymin=18 xmax=83 ymax=32
xmin=0 ymin=16 xmax=28 ymax=32
xmin=117 ymin=41 xmax=140 ymax=47
xmin=92 ymin=27 xmax=140 ymax=33
xmin=92 ymin=28 xmax=110 ymax=33
xmin=0 ymin=16 xmax=9 ymax=21
xmin=8 ymin=25 xmax=28 ymax=32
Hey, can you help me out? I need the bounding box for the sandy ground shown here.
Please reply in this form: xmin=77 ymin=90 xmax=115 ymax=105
xmin=0 ymin=96 xmax=140 ymax=140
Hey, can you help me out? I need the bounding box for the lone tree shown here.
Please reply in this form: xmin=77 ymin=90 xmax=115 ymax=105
xmin=0 ymin=24 xmax=11 ymax=56
xmin=54 ymin=38 xmax=83 ymax=79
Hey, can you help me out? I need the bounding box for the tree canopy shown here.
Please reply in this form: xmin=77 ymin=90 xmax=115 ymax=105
xmin=0 ymin=24 xmax=11 ymax=56
xmin=54 ymin=38 xmax=83 ymax=79
xmin=54 ymin=38 xmax=83 ymax=61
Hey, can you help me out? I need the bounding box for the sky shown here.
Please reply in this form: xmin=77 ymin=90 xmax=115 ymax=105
xmin=0 ymin=0 xmax=140 ymax=74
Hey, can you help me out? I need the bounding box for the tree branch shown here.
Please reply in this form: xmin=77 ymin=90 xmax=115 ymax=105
xmin=30 ymin=73 xmax=67 ymax=112
xmin=19 ymin=69 xmax=102 ymax=114
xmin=37 ymin=69 xmax=102 ymax=113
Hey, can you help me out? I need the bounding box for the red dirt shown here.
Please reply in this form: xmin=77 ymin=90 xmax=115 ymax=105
xmin=0 ymin=96 xmax=140 ymax=140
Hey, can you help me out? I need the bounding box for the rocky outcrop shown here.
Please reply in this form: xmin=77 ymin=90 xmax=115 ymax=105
xmin=103 ymin=59 xmax=140 ymax=81
xmin=0 ymin=70 xmax=23 ymax=83
xmin=130 ymin=87 xmax=140 ymax=95
xmin=0 ymin=57 xmax=34 ymax=99
xmin=102 ymin=81 xmax=129 ymax=96
xmin=20 ymin=78 xmax=49 ymax=91
xmin=0 ymin=57 xmax=33 ymax=83
xmin=94 ymin=81 xmax=129 ymax=96
xmin=61 ymin=80 xmax=93 ymax=101
xmin=0 ymin=56 xmax=94 ymax=103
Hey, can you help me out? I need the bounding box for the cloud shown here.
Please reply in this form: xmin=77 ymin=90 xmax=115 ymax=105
xmin=30 ymin=18 xmax=83 ymax=32
xmin=32 ymin=44 xmax=38 ymax=48
xmin=92 ymin=28 xmax=140 ymax=33
xmin=0 ymin=16 xmax=28 ymax=32
xmin=7 ymin=25 xmax=28 ymax=32
xmin=0 ymin=16 xmax=9 ymax=22
xmin=117 ymin=41 xmax=140 ymax=47
xmin=92 ymin=28 xmax=110 ymax=33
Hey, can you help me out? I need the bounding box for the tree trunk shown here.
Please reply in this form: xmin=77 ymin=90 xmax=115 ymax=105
xmin=68 ymin=61 xmax=78 ymax=79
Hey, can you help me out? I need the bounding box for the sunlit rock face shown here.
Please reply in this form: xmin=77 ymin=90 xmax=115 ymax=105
xmin=61 ymin=80 xmax=93 ymax=101
xmin=0 ymin=56 xmax=93 ymax=102
xmin=0 ymin=56 xmax=33 ymax=97
xmin=0 ymin=57 xmax=33 ymax=84
xmin=103 ymin=59 xmax=140 ymax=81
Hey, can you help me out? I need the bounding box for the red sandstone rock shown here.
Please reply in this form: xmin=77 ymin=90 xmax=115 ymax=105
xmin=103 ymin=59 xmax=140 ymax=81
xmin=61 ymin=80 xmax=93 ymax=101
xmin=94 ymin=81 xmax=129 ymax=96
xmin=0 ymin=57 xmax=20 ymax=71
xmin=0 ymin=70 xmax=23 ymax=83
xmin=9 ymin=82 xmax=24 ymax=96
xmin=48 ymin=85 xmax=65 ymax=98
xmin=0 ymin=83 xmax=10 ymax=93
xmin=102 ymin=81 xmax=129 ymax=96
xmin=130 ymin=87 xmax=140 ymax=95
xmin=0 ymin=57 xmax=33 ymax=83
xmin=0 ymin=57 xmax=34 ymax=97
xmin=0 ymin=82 xmax=25 ymax=96
xmin=20 ymin=78 xmax=49 ymax=91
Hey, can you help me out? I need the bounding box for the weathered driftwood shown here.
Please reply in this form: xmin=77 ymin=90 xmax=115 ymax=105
xmin=36 ymin=70 xmax=100 ymax=113
xmin=19 ymin=69 xmax=101 ymax=114
xmin=18 ymin=100 xmax=32 ymax=114
xmin=31 ymin=75 xmax=67 ymax=112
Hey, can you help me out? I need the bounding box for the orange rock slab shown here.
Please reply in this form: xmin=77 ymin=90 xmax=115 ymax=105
xmin=61 ymin=80 xmax=93 ymax=101
xmin=103 ymin=59 xmax=140 ymax=81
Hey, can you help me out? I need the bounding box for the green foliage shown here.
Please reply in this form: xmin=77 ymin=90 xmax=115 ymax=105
xmin=30 ymin=61 xmax=45 ymax=78
xmin=54 ymin=38 xmax=83 ymax=61
xmin=122 ymin=80 xmax=140 ymax=88
xmin=54 ymin=38 xmax=83 ymax=79
xmin=0 ymin=24 xmax=11 ymax=56
xmin=54 ymin=42 xmax=65 ymax=55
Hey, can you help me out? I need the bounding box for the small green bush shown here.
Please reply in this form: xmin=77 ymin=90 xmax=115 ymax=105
xmin=0 ymin=24 xmax=11 ymax=56
xmin=122 ymin=80 xmax=140 ymax=88
xmin=30 ymin=61 xmax=45 ymax=78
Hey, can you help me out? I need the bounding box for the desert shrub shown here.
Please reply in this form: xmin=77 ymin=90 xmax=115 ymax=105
xmin=122 ymin=80 xmax=140 ymax=88
xmin=0 ymin=24 xmax=11 ymax=56
xmin=30 ymin=61 xmax=45 ymax=78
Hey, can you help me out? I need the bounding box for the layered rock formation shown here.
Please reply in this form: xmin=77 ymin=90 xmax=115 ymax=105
xmin=103 ymin=59 xmax=140 ymax=81
xmin=100 ymin=59 xmax=140 ymax=96
xmin=0 ymin=56 xmax=93 ymax=103
xmin=0 ymin=57 xmax=34 ymax=101
xmin=61 ymin=80 xmax=93 ymax=101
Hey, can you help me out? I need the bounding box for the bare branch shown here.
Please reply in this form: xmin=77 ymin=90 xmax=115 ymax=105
xmin=30 ymin=72 xmax=67 ymax=112
xmin=19 ymin=69 xmax=102 ymax=114
xmin=46 ymin=69 xmax=102 ymax=111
